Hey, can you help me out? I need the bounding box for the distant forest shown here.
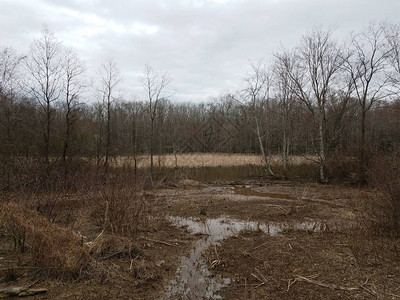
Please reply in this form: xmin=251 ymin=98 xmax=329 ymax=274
xmin=1 ymin=21 xmax=400 ymax=187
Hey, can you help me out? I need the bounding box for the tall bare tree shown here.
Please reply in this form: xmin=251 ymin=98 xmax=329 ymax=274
xmin=97 ymin=60 xmax=122 ymax=175
xmin=241 ymin=60 xmax=276 ymax=177
xmin=345 ymin=22 xmax=392 ymax=180
xmin=140 ymin=65 xmax=172 ymax=181
xmin=121 ymin=100 xmax=143 ymax=175
xmin=384 ymin=22 xmax=400 ymax=89
xmin=277 ymin=28 xmax=349 ymax=182
xmin=0 ymin=47 xmax=25 ymax=188
xmin=61 ymin=48 xmax=86 ymax=176
xmin=273 ymin=52 xmax=298 ymax=175
xmin=26 ymin=26 xmax=63 ymax=166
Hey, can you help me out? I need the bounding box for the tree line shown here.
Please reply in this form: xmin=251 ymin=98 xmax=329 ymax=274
xmin=1 ymin=22 xmax=400 ymax=188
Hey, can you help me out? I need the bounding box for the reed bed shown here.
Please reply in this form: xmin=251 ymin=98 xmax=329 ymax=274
xmin=111 ymin=154 xmax=315 ymax=169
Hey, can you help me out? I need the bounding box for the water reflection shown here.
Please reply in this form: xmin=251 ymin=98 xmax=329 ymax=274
xmin=165 ymin=216 xmax=325 ymax=299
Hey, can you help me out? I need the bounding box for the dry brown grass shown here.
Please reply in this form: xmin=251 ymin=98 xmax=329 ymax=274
xmin=111 ymin=153 xmax=315 ymax=169
xmin=0 ymin=202 xmax=90 ymax=278
xmin=87 ymin=232 xmax=139 ymax=259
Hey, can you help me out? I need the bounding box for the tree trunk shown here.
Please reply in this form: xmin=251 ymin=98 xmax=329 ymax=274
xmin=104 ymin=99 xmax=111 ymax=176
xmin=359 ymin=109 xmax=367 ymax=183
xmin=150 ymin=117 xmax=154 ymax=181
xmin=318 ymin=109 xmax=327 ymax=183
xmin=62 ymin=119 xmax=70 ymax=184
xmin=281 ymin=116 xmax=290 ymax=177
xmin=256 ymin=120 xmax=275 ymax=177
xmin=45 ymin=102 xmax=51 ymax=167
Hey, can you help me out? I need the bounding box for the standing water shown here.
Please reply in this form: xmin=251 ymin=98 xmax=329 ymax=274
xmin=165 ymin=216 xmax=325 ymax=299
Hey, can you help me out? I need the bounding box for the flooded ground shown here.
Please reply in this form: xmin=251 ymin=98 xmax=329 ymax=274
xmin=2 ymin=180 xmax=399 ymax=300
xmin=166 ymin=216 xmax=326 ymax=299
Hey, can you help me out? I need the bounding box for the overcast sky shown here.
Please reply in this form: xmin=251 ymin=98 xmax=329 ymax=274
xmin=1 ymin=0 xmax=399 ymax=102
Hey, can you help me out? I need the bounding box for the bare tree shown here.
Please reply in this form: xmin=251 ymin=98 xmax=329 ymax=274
xmin=0 ymin=47 xmax=25 ymax=147
xmin=140 ymin=65 xmax=172 ymax=181
xmin=61 ymin=48 xmax=86 ymax=176
xmin=273 ymin=52 xmax=298 ymax=175
xmin=0 ymin=47 xmax=24 ymax=97
xmin=277 ymin=28 xmax=349 ymax=182
xmin=384 ymin=22 xmax=400 ymax=89
xmin=26 ymin=26 xmax=63 ymax=166
xmin=97 ymin=60 xmax=122 ymax=175
xmin=119 ymin=100 xmax=143 ymax=176
xmin=241 ymin=60 xmax=276 ymax=177
xmin=0 ymin=47 xmax=25 ymax=188
xmin=345 ymin=22 xmax=392 ymax=180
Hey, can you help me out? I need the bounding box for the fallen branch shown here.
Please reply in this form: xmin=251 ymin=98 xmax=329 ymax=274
xmin=0 ymin=267 xmax=41 ymax=271
xmin=141 ymin=237 xmax=176 ymax=247
xmin=292 ymin=275 xmax=376 ymax=296
xmin=0 ymin=280 xmax=47 ymax=298
xmin=98 ymin=251 xmax=123 ymax=260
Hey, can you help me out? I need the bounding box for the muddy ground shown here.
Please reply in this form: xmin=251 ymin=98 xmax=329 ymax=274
xmin=1 ymin=179 xmax=400 ymax=299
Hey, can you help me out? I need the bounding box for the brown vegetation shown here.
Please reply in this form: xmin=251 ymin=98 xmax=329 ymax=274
xmin=363 ymin=151 xmax=400 ymax=236
xmin=0 ymin=202 xmax=90 ymax=278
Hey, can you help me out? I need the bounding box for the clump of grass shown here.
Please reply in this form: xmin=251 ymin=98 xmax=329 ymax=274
xmin=0 ymin=202 xmax=90 ymax=278
xmin=87 ymin=232 xmax=139 ymax=259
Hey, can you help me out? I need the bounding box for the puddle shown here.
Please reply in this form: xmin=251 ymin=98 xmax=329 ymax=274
xmin=233 ymin=186 xmax=294 ymax=200
xmin=165 ymin=216 xmax=324 ymax=299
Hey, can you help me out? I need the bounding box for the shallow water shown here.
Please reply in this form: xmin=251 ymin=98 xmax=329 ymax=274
xmin=165 ymin=216 xmax=325 ymax=299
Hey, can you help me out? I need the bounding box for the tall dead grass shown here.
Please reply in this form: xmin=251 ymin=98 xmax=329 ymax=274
xmin=111 ymin=153 xmax=315 ymax=169
xmin=0 ymin=202 xmax=90 ymax=278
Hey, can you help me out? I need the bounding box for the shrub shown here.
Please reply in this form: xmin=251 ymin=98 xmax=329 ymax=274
xmin=326 ymin=155 xmax=359 ymax=183
xmin=364 ymin=151 xmax=400 ymax=236
xmin=93 ymin=183 xmax=155 ymax=240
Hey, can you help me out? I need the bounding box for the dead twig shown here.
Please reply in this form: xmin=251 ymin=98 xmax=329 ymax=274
xmin=292 ymin=275 xmax=377 ymax=296
xmin=287 ymin=278 xmax=297 ymax=292
xmin=141 ymin=237 xmax=176 ymax=247
xmin=98 ymin=251 xmax=123 ymax=260
xmin=211 ymin=245 xmax=221 ymax=269
xmin=244 ymin=277 xmax=247 ymax=300
xmin=296 ymin=275 xmax=359 ymax=291
xmin=383 ymin=292 xmax=400 ymax=299
xmin=252 ymin=242 xmax=268 ymax=251
xmin=251 ymin=269 xmax=268 ymax=288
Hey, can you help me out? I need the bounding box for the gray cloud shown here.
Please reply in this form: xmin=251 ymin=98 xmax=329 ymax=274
xmin=1 ymin=0 xmax=399 ymax=102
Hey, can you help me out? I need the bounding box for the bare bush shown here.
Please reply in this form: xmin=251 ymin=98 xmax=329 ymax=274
xmin=92 ymin=183 xmax=155 ymax=240
xmin=0 ymin=202 xmax=90 ymax=278
xmin=326 ymin=155 xmax=359 ymax=183
xmin=364 ymin=152 xmax=400 ymax=236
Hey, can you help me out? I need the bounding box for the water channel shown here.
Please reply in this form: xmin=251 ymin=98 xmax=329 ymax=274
xmin=165 ymin=216 xmax=325 ymax=299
